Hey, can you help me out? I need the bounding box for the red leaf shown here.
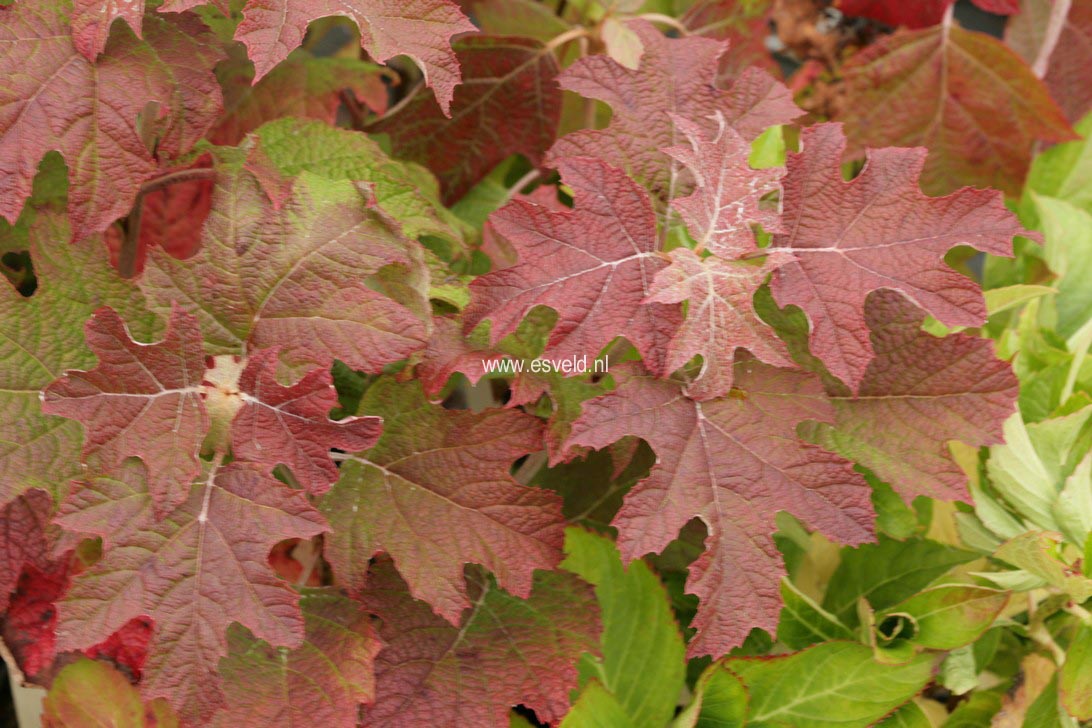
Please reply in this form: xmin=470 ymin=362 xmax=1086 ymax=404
xmin=54 ymin=460 xmax=328 ymax=723
xmin=682 ymin=0 xmax=781 ymax=79
xmin=83 ymin=617 xmax=155 ymax=682
xmin=104 ymin=157 xmax=215 ymax=275
xmin=768 ymin=123 xmax=1022 ymax=391
xmin=800 ymin=290 xmax=1019 ymax=502
xmin=417 ymin=316 xmax=505 ymax=398
xmin=370 ymin=35 xmax=562 ymax=205
xmin=565 ymin=362 xmax=874 ymax=656
xmin=0 ymin=4 xmax=223 ymax=240
xmin=177 ymin=0 xmax=475 ymax=114
xmin=209 ymin=46 xmax=392 ymax=146
xmin=664 ymin=112 xmax=783 ymax=258
xmin=231 ymin=347 xmax=383 ymax=495
xmin=214 ymin=590 xmax=380 ymax=728
xmin=836 ymin=0 xmax=953 ymax=28
xmin=2 ymin=561 xmax=68 ymax=681
xmin=1007 ymin=0 xmax=1092 ymax=123
xmin=838 ymin=23 xmax=1077 ymax=196
xmin=0 ymin=489 xmax=54 ymax=612
xmin=645 ymin=248 xmax=793 ymax=400
xmin=320 ymin=378 xmax=565 ymax=623
xmin=549 ymin=19 xmax=799 ymax=204
xmin=71 ymin=0 xmax=145 ymax=60
xmin=466 ymin=157 xmax=682 ymax=376
xmin=972 ymin=0 xmax=1020 ymax=14
xmin=42 ymin=306 xmax=209 ymax=517
xmin=359 ymin=558 xmax=599 ymax=727
xmin=142 ymin=168 xmax=429 ymax=373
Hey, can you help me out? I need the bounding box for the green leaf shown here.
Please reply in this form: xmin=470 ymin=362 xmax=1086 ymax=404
xmin=561 ymin=528 xmax=685 ymax=728
xmin=983 ymin=284 xmax=1056 ymax=317
xmin=682 ymin=665 xmax=747 ymax=728
xmin=940 ymin=644 xmax=978 ymax=694
xmin=252 ymin=118 xmax=469 ymax=250
xmin=777 ymin=578 xmax=855 ymax=650
xmin=877 ymin=586 xmax=1008 ymax=650
xmin=43 ymin=657 xmax=178 ymax=728
xmin=874 ymin=700 xmax=930 ymax=728
xmin=987 ymin=406 xmax=1092 ymax=534
xmin=994 ymin=531 xmax=1092 ymax=601
xmin=1033 ymin=196 xmax=1092 ymax=339
xmin=822 ymin=536 xmax=977 ymax=627
xmin=944 ymin=690 xmax=1002 ymax=727
xmin=561 ymin=681 xmax=638 ymax=728
xmin=1061 ymin=624 xmax=1092 ymax=720
xmin=723 ymin=642 xmax=933 ymax=727
xmin=1020 ymin=112 xmax=1092 ymax=224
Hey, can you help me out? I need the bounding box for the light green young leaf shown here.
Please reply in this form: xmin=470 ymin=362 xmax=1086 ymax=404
xmin=777 ymin=578 xmax=855 ymax=650
xmin=877 ymin=586 xmax=1008 ymax=651
xmin=1033 ymin=195 xmax=1092 ymax=339
xmin=679 ymin=665 xmax=747 ymax=728
xmin=1020 ymin=112 xmax=1092 ymax=224
xmin=723 ymin=642 xmax=933 ymax=728
xmin=1061 ymin=624 xmax=1092 ymax=721
xmin=1056 ymin=454 xmax=1092 ymax=548
xmin=43 ymin=658 xmax=178 ymax=728
xmin=987 ymin=406 xmax=1092 ymax=532
xmin=944 ymin=690 xmax=1002 ymax=727
xmin=940 ymin=644 xmax=978 ymax=694
xmin=994 ymin=531 xmax=1092 ymax=601
xmin=748 ymin=125 xmax=786 ymax=170
xmin=252 ymin=118 xmax=469 ymax=250
xmin=561 ymin=682 xmax=637 ymax=728
xmin=561 ymin=528 xmax=685 ymax=728
xmin=983 ymin=284 xmax=1056 ymax=317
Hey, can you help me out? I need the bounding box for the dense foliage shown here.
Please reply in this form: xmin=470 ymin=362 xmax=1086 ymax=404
xmin=0 ymin=0 xmax=1089 ymax=726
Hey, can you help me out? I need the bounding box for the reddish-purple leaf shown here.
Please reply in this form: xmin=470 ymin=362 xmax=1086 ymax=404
xmin=466 ymin=157 xmax=682 ymax=376
xmin=210 ymin=0 xmax=475 ymax=113
xmin=800 ymin=290 xmax=1019 ymax=502
xmin=0 ymin=4 xmax=223 ymax=240
xmin=209 ymin=47 xmax=391 ymax=146
xmin=838 ymin=23 xmax=1077 ymax=196
xmin=320 ymin=378 xmax=565 ymax=624
xmin=370 ymin=35 xmax=562 ymax=205
xmin=682 ymin=0 xmax=782 ymax=79
xmin=769 ymin=123 xmax=1022 ymax=392
xmin=0 ymin=489 xmax=54 ymax=613
xmin=54 ymin=460 xmax=328 ymax=723
xmin=142 ymin=166 xmax=429 ymax=373
xmin=71 ymin=0 xmax=145 ymax=60
xmin=646 ymin=249 xmax=793 ymax=400
xmin=1007 ymin=0 xmax=1092 ymax=123
xmin=565 ymin=362 xmax=874 ymax=657
xmin=417 ymin=316 xmax=505 ymax=397
xmin=549 ymin=19 xmax=799 ymax=204
xmin=359 ymin=558 xmax=599 ymax=727
xmin=231 ymin=347 xmax=383 ymax=495
xmin=664 ymin=113 xmax=783 ymax=258
xmin=835 ymin=0 xmax=953 ymax=28
xmin=214 ymin=589 xmax=380 ymax=728
xmin=42 ymin=306 xmax=208 ymax=517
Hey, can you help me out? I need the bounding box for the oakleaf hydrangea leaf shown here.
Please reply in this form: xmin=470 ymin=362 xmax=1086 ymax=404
xmin=54 ymin=459 xmax=328 ymax=723
xmin=359 ymin=557 xmax=599 ymax=727
xmin=71 ymin=0 xmax=146 ymax=60
xmin=0 ymin=207 xmax=154 ymax=508
xmin=549 ymin=19 xmax=799 ymax=204
xmin=769 ymin=123 xmax=1022 ymax=391
xmin=0 ymin=3 xmax=223 ymax=240
xmin=1007 ymin=0 xmax=1092 ymax=124
xmin=232 ymin=347 xmax=383 ymax=496
xmin=800 ymin=290 xmax=1019 ymax=503
xmin=172 ymin=0 xmax=476 ymax=114
xmin=370 ymin=35 xmax=562 ymax=204
xmin=646 ymin=248 xmax=793 ymax=400
xmin=0 ymin=489 xmax=54 ymax=612
xmin=42 ymin=306 xmax=208 ymax=517
xmin=565 ymin=362 xmax=874 ymax=656
xmin=466 ymin=157 xmax=681 ymax=376
xmin=43 ymin=658 xmax=179 ymax=728
xmin=839 ymin=23 xmax=1076 ymax=196
xmin=664 ymin=112 xmax=783 ymax=258
xmin=320 ymin=378 xmax=565 ymax=623
xmin=142 ymin=164 xmax=428 ymax=372
xmin=214 ymin=589 xmax=381 ymax=728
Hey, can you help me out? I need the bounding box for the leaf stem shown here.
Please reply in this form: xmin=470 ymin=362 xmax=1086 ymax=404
xmin=638 ymin=13 xmax=690 ymax=35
